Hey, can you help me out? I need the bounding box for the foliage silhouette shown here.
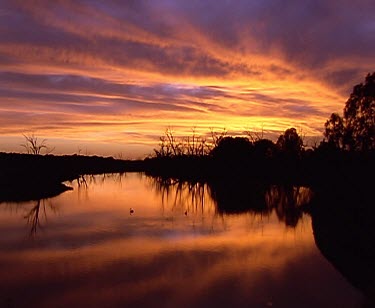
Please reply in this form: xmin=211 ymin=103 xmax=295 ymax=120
xmin=324 ymin=113 xmax=345 ymax=149
xmin=210 ymin=136 xmax=253 ymax=161
xmin=324 ymin=72 xmax=375 ymax=151
xmin=276 ymin=127 xmax=304 ymax=157
xmin=252 ymin=139 xmax=278 ymax=159
xmin=148 ymin=127 xmax=310 ymax=184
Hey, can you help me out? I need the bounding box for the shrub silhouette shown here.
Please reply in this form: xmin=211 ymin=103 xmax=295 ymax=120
xmin=210 ymin=136 xmax=253 ymax=161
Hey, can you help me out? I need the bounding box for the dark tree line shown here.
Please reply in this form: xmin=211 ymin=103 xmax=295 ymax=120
xmin=211 ymin=127 xmax=304 ymax=160
xmin=148 ymin=72 xmax=375 ymax=187
xmin=153 ymin=126 xmax=305 ymax=163
xmin=153 ymin=72 xmax=374 ymax=162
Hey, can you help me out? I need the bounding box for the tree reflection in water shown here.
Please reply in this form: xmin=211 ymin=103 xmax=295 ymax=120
xmin=24 ymin=199 xmax=57 ymax=236
xmin=1 ymin=198 xmax=58 ymax=236
xmin=149 ymin=176 xmax=374 ymax=305
xmin=72 ymin=173 xmax=128 ymax=189
xmin=1 ymin=173 xmax=128 ymax=237
xmin=149 ymin=176 xmax=313 ymax=228
xmin=265 ymin=185 xmax=312 ymax=227
xmin=148 ymin=177 xmax=214 ymax=216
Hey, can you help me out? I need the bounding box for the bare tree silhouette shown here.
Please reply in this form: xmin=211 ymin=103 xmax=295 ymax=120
xmin=20 ymin=133 xmax=55 ymax=155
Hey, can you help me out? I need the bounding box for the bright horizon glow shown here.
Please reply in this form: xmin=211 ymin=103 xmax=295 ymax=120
xmin=1 ymin=1 xmax=374 ymax=158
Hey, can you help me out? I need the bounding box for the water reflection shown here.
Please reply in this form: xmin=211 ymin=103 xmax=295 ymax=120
xmin=150 ymin=176 xmax=313 ymax=228
xmin=266 ymin=185 xmax=312 ymax=227
xmin=0 ymin=173 xmax=365 ymax=307
xmin=147 ymin=177 xmax=215 ymax=216
xmin=151 ymin=177 xmax=374 ymax=305
xmin=1 ymin=198 xmax=57 ymax=236
xmin=74 ymin=173 xmax=128 ymax=189
xmin=24 ymin=199 xmax=57 ymax=236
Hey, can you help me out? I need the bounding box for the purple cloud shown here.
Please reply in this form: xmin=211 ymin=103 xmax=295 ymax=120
xmin=0 ymin=0 xmax=374 ymax=155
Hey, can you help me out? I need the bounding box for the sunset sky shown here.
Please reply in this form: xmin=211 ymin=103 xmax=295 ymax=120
xmin=1 ymin=0 xmax=374 ymax=158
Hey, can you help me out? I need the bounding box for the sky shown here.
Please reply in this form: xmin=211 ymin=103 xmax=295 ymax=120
xmin=0 ymin=0 xmax=374 ymax=158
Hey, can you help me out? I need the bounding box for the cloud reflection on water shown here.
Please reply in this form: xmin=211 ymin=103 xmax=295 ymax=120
xmin=0 ymin=173 xmax=363 ymax=307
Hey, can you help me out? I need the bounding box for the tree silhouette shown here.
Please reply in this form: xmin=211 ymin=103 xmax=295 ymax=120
xmin=20 ymin=133 xmax=54 ymax=155
xmin=324 ymin=113 xmax=345 ymax=149
xmin=252 ymin=139 xmax=277 ymax=159
xmin=344 ymin=72 xmax=375 ymax=151
xmin=210 ymin=136 xmax=253 ymax=160
xmin=276 ymin=128 xmax=304 ymax=157
xmin=324 ymin=72 xmax=375 ymax=151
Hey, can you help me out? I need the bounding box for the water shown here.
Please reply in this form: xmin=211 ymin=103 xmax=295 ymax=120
xmin=0 ymin=173 xmax=365 ymax=307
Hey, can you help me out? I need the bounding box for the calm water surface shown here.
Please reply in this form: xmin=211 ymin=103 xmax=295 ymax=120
xmin=0 ymin=173 xmax=364 ymax=307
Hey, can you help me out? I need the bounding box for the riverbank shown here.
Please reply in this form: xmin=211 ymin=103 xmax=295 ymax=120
xmin=1 ymin=149 xmax=374 ymax=202
xmin=0 ymin=152 xmax=144 ymax=202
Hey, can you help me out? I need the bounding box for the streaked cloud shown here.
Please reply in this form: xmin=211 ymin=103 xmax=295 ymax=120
xmin=0 ymin=0 xmax=374 ymax=156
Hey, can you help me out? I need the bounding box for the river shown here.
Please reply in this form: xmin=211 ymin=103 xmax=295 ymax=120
xmin=0 ymin=173 xmax=365 ymax=307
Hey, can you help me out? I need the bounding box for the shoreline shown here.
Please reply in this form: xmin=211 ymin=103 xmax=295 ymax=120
xmin=1 ymin=150 xmax=373 ymax=202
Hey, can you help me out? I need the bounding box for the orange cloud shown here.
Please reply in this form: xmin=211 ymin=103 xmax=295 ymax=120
xmin=0 ymin=1 xmax=373 ymax=157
